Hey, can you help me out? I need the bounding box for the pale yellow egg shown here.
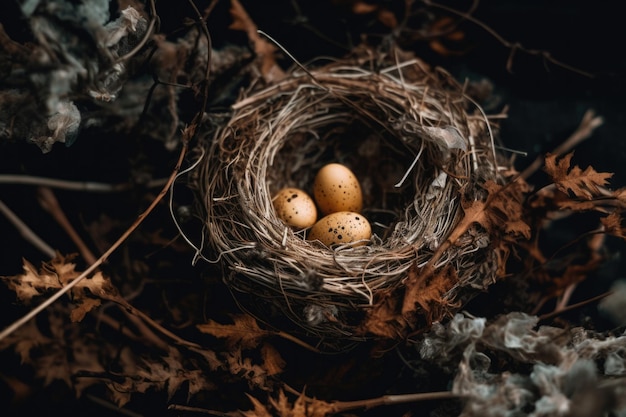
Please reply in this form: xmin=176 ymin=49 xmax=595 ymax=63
xmin=307 ymin=211 xmax=371 ymax=247
xmin=313 ymin=163 xmax=363 ymax=215
xmin=272 ymin=187 xmax=318 ymax=229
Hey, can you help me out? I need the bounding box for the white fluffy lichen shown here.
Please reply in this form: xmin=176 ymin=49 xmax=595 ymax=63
xmin=0 ymin=1 xmax=148 ymax=152
xmin=419 ymin=312 xmax=626 ymax=417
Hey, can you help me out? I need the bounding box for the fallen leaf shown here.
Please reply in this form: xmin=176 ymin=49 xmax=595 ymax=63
xmin=70 ymin=297 xmax=102 ymax=322
xmin=243 ymin=394 xmax=274 ymax=417
xmin=259 ymin=390 xmax=334 ymax=417
xmin=270 ymin=390 xmax=292 ymax=417
xmin=358 ymin=288 xmax=407 ymax=339
xmin=197 ymin=314 xmax=269 ymax=349
xmin=2 ymin=256 xmax=119 ymax=321
xmin=260 ymin=343 xmax=285 ymax=376
xmin=481 ymin=180 xmax=532 ymax=239
xmin=424 ymin=178 xmax=530 ymax=278
xmin=225 ymin=348 xmax=272 ymax=390
xmin=0 ymin=319 xmax=51 ymax=365
xmin=600 ymin=212 xmax=625 ymax=238
xmin=402 ymin=263 xmax=458 ymax=322
xmin=544 ymin=152 xmax=613 ymax=199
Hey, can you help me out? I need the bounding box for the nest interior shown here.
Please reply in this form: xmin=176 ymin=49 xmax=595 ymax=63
xmin=191 ymin=48 xmax=510 ymax=348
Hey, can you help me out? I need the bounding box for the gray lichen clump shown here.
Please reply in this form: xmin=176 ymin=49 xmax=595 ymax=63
xmin=0 ymin=0 xmax=147 ymax=152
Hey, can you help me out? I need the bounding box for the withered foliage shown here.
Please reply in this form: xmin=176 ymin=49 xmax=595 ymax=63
xmin=1 ymin=1 xmax=625 ymax=417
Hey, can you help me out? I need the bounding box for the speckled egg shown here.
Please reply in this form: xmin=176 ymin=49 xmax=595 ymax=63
xmin=307 ymin=211 xmax=371 ymax=247
xmin=313 ymin=163 xmax=363 ymax=215
xmin=273 ymin=187 xmax=318 ymax=229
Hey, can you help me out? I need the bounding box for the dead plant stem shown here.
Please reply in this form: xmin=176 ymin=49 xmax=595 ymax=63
xmin=108 ymin=294 xmax=202 ymax=349
xmin=0 ymin=198 xmax=56 ymax=258
xmin=538 ymin=290 xmax=614 ymax=322
xmin=37 ymin=186 xmax=99 ymax=265
xmin=0 ymin=140 xmax=189 ymax=344
xmin=329 ymin=391 xmax=460 ymax=412
xmin=520 ymin=109 xmax=604 ymax=180
xmin=0 ymin=174 xmax=168 ymax=191
xmin=423 ymin=0 xmax=594 ymax=78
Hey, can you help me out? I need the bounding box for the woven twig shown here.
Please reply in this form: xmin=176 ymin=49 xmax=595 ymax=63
xmin=191 ymin=47 xmax=509 ymax=348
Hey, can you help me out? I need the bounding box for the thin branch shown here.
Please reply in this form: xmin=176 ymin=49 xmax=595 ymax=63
xmin=106 ymin=294 xmax=201 ymax=349
xmin=538 ymin=290 xmax=614 ymax=322
xmin=168 ymin=404 xmax=229 ymax=416
xmin=519 ymin=109 xmax=604 ymax=180
xmin=0 ymin=174 xmax=168 ymax=191
xmin=186 ymin=0 xmax=212 ymax=120
xmin=37 ymin=187 xmax=98 ymax=265
xmin=0 ymin=199 xmax=56 ymax=259
xmin=422 ymin=0 xmax=595 ymax=78
xmin=329 ymin=391 xmax=461 ymax=413
xmin=0 ymin=140 xmax=189 ymax=343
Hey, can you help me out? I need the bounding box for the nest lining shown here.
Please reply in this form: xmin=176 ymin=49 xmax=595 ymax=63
xmin=192 ymin=51 xmax=508 ymax=343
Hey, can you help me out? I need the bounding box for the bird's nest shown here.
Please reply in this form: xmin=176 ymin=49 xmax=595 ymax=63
xmin=190 ymin=47 xmax=515 ymax=350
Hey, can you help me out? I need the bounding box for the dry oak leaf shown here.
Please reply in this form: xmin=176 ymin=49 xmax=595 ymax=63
xmin=242 ymin=394 xmax=274 ymax=417
xmin=0 ymin=318 xmax=50 ymax=364
xmin=225 ymin=347 xmax=275 ymax=390
xmin=3 ymin=256 xmax=118 ymax=322
xmin=480 ymin=179 xmax=532 ymax=239
xmin=261 ymin=342 xmax=286 ymax=376
xmin=197 ymin=313 xmax=268 ymax=349
xmin=601 ymin=212 xmax=626 ymax=239
xmin=544 ymin=152 xmax=613 ymax=199
xmin=401 ymin=263 xmax=458 ymax=321
xmin=241 ymin=390 xmax=334 ymax=417
xmin=107 ymin=346 xmax=215 ymax=407
xmin=423 ymin=178 xmax=530 ymax=279
xmin=358 ymin=287 xmax=408 ymax=339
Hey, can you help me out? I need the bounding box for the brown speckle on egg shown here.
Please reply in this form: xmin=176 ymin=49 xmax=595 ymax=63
xmin=307 ymin=211 xmax=371 ymax=247
xmin=273 ymin=187 xmax=318 ymax=229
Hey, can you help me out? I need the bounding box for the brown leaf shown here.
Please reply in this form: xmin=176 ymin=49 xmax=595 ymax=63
xmin=265 ymin=390 xmax=334 ymax=417
xmin=0 ymin=319 xmax=51 ymax=365
xmin=481 ymin=180 xmax=531 ymax=239
xmin=402 ymin=264 xmax=458 ymax=322
xmin=70 ymin=297 xmax=102 ymax=322
xmin=358 ymin=288 xmax=407 ymax=339
xmin=243 ymin=394 xmax=275 ymax=417
xmin=375 ymin=8 xmax=398 ymax=28
xmin=197 ymin=314 xmax=269 ymax=349
xmin=2 ymin=257 xmax=118 ymax=321
xmin=423 ymin=178 xmax=530 ymax=279
xmin=601 ymin=212 xmax=626 ymax=239
xmin=270 ymin=390 xmax=292 ymax=417
xmin=556 ymin=198 xmax=600 ymax=212
xmin=7 ymin=259 xmax=62 ymax=301
xmin=260 ymin=343 xmax=285 ymax=376
xmin=292 ymin=393 xmax=308 ymax=417
xmin=225 ymin=348 xmax=272 ymax=389
xmin=544 ymin=152 xmax=613 ymax=199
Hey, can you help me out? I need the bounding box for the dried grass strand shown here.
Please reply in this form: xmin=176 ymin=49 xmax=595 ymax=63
xmin=190 ymin=50 xmax=508 ymax=345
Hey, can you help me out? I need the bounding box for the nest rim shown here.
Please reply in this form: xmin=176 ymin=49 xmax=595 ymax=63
xmin=190 ymin=49 xmax=508 ymax=347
